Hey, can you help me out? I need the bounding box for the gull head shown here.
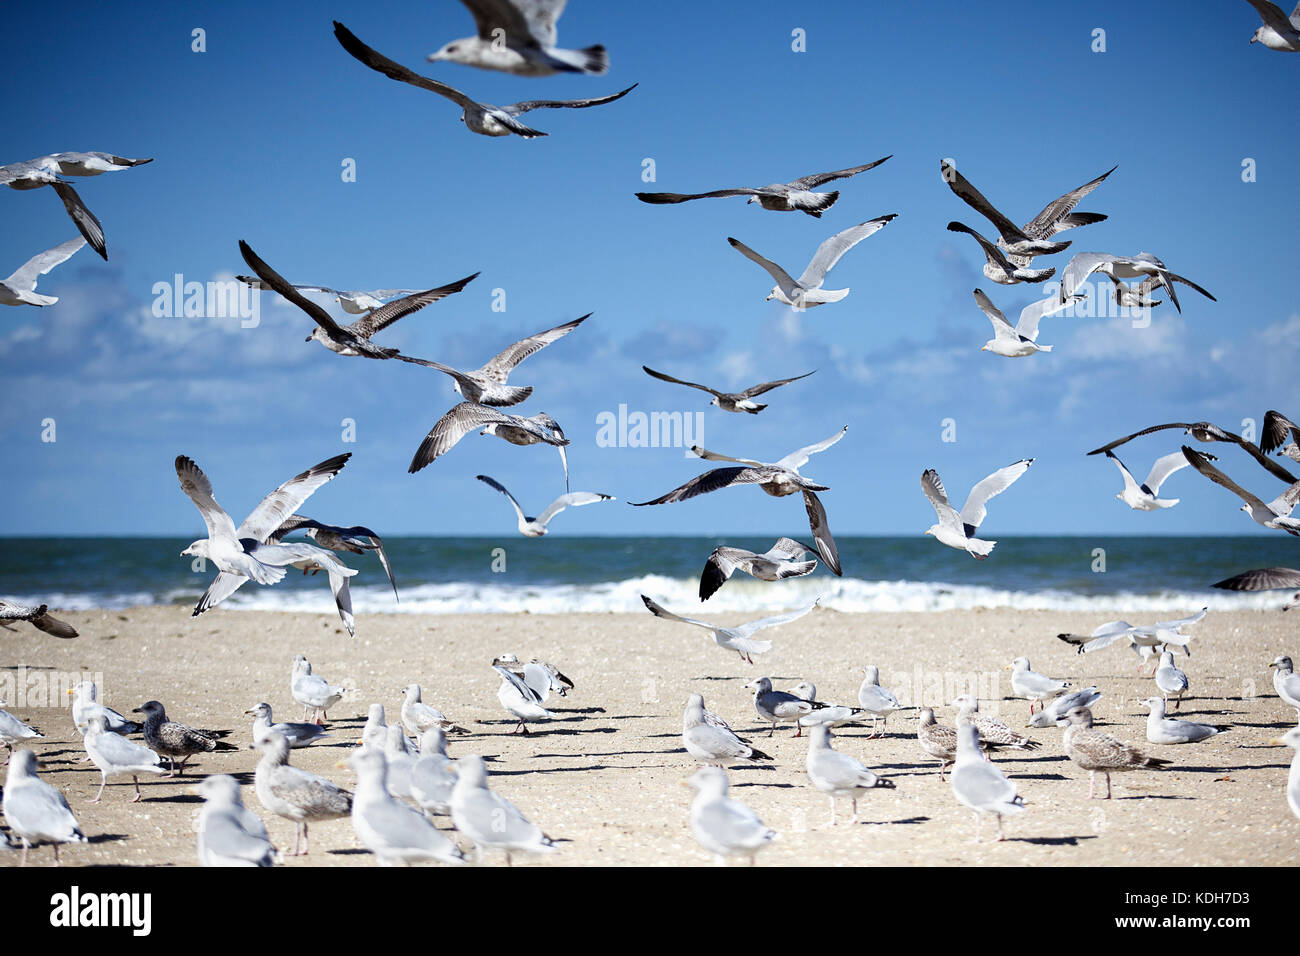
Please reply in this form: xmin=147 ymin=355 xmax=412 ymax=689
xmin=743 ymin=677 xmax=772 ymax=694
xmin=427 ymin=40 xmax=469 ymax=65
xmin=924 ymin=525 xmax=937 ymax=537
xmin=685 ymin=766 xmax=728 ymax=796
xmin=181 ymin=539 xmax=210 ymax=559
xmin=765 ymin=287 xmax=779 ymax=302
xmin=481 ymin=424 xmax=499 ymax=437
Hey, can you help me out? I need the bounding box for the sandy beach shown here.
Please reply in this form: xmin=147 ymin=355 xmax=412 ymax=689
xmin=1 ymin=604 xmax=1296 ymax=867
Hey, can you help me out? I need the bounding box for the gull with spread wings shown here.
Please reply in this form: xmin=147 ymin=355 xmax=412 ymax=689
xmin=408 ymin=402 xmax=570 ymax=486
xmin=1103 ymin=449 xmax=1204 ymax=511
xmin=1182 ymin=447 xmax=1300 ymax=535
xmin=428 ymin=0 xmax=609 ymax=75
xmin=0 ymin=238 xmax=87 ymax=307
xmin=1088 ymin=422 xmax=1296 ymax=485
xmin=699 ymin=538 xmax=818 ymax=601
xmin=922 ymin=459 xmax=1034 ymax=559
xmin=1058 ymin=252 xmax=1214 ymax=315
xmin=636 ymin=157 xmax=891 ymax=218
xmin=946 ymin=221 xmax=1055 ymax=285
xmin=1247 ymin=0 xmax=1300 ymax=50
xmin=641 ymin=366 xmax=814 ymax=414
xmin=641 ymin=595 xmax=818 ymax=664
xmin=476 ymin=475 xmax=612 ymax=536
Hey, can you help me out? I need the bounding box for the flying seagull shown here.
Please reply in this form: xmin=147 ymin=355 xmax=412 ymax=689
xmin=1087 ymin=422 xmax=1296 ymax=485
xmin=1213 ymin=567 xmax=1300 ymax=610
xmin=1247 ymin=0 xmax=1300 ymax=50
xmin=0 ymin=152 xmax=152 ymax=260
xmin=476 ymin=474 xmax=612 ymax=536
xmin=236 ymin=278 xmax=424 ymax=314
xmin=0 ymin=600 xmax=77 ymax=639
xmin=238 ymin=241 xmax=475 ymax=359
xmin=334 ymin=21 xmax=634 ymax=138
xmin=636 ymin=157 xmax=892 ymax=218
xmin=921 ymin=459 xmax=1034 ymax=559
xmin=398 ymin=314 xmax=588 ymax=406
xmin=1079 ymin=608 xmax=1208 ymax=662
xmin=1058 ymin=252 xmax=1214 ymax=315
xmin=428 ymin=0 xmax=609 ymax=75
xmin=641 ymin=595 xmax=817 ymax=664
xmin=642 ymin=366 xmax=814 ymax=414
xmin=946 ymin=221 xmax=1055 ymax=285
xmin=407 ymin=402 xmax=569 ymax=486
xmin=1182 ymin=446 xmax=1300 ymax=534
xmin=729 ymin=215 xmax=897 ymax=308
xmin=970 ymin=287 xmax=1055 ymax=357
xmin=1262 ymin=410 xmax=1300 ymax=455
xmin=940 ymin=160 xmax=1115 ymax=263
xmin=0 ymin=238 xmax=86 ymax=307
xmin=630 ymin=428 xmax=847 ymax=575
xmin=273 ymin=515 xmax=399 ymax=600
xmin=1103 ymin=449 xmax=1204 ymax=510
xmin=698 ymin=538 xmax=818 ymax=601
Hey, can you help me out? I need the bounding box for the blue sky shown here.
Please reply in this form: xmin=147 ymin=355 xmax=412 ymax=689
xmin=2 ymin=0 xmax=1297 ymax=539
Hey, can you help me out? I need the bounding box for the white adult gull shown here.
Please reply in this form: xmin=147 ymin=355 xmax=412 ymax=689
xmin=684 ymin=766 xmax=776 ymax=866
xmin=291 ymin=655 xmax=345 ymax=724
xmin=346 ymin=747 xmax=465 ymax=866
xmin=1154 ymin=652 xmax=1189 ymax=709
xmin=0 ymin=238 xmax=86 ymax=307
xmin=491 ymin=653 xmax=573 ymax=701
xmin=950 ymin=723 xmax=1024 ymax=842
xmin=1269 ymin=656 xmax=1300 ymax=713
xmin=698 ymin=537 xmax=818 ymax=601
xmin=971 ymin=287 xmax=1055 ymax=357
xmin=1027 ymin=687 xmax=1103 ymax=728
xmin=728 ymin=214 xmax=897 ymax=308
xmin=1088 ymin=421 xmax=1296 ymax=485
xmin=805 ymin=725 xmax=894 ymax=826
xmin=196 ymin=774 xmax=277 ymax=867
xmin=636 ymin=157 xmax=891 ymax=217
xmin=245 ymin=702 xmax=330 ymax=749
xmin=83 ymin=713 xmax=167 ymax=803
xmin=449 ymin=754 xmax=557 ymax=865
xmin=68 ymin=681 xmax=140 ymax=737
xmin=408 ymin=402 xmax=570 ymax=487
xmin=641 ymin=595 xmax=818 ymax=665
xmin=235 ymin=278 xmax=422 ymax=314
xmin=922 ymin=459 xmax=1034 ymax=559
xmin=1266 ymin=726 xmax=1300 ymax=821
xmin=1139 ymin=698 xmax=1221 ymax=745
xmin=476 ymin=474 xmax=612 ymax=536
xmin=1182 ymin=446 xmax=1300 ymax=535
xmin=1104 ymin=449 xmax=1202 ymax=510
xmin=3 ymin=750 xmax=86 ymax=866
xmin=400 ymin=683 xmax=468 ymax=737
xmin=493 ymin=663 xmax=553 ymax=734
xmin=0 ymin=705 xmax=44 ymax=759
xmin=1080 ymin=608 xmax=1207 ymax=665
xmin=335 ymin=22 xmax=634 ymax=138
xmin=1006 ymin=657 xmax=1070 ymax=715
xmin=682 ymin=693 xmax=772 ymax=767
xmin=857 ymin=666 xmax=906 ymax=737
xmin=1247 ymin=0 xmax=1300 ymax=50
xmin=745 ymin=677 xmax=828 ymax=737
xmin=410 ymin=728 xmax=457 ymax=817
xmin=1058 ymin=252 xmax=1215 ymax=315
xmin=429 ymin=0 xmax=609 ymax=75
xmin=642 ymin=366 xmax=815 ymax=414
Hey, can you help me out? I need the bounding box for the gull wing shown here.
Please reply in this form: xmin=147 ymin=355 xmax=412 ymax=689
xmin=476 ymin=474 xmax=528 ymax=525
xmin=940 ymin=162 xmax=1028 ymax=246
xmin=1181 ymin=446 xmax=1270 ymax=511
xmin=635 ymin=188 xmax=763 ymax=204
xmin=504 ymin=84 xmax=637 ymax=115
xmin=789 ymin=156 xmax=892 ymax=190
xmin=921 ymin=469 xmax=963 ymax=533
xmin=733 ymin=601 xmax=818 ymax=639
xmin=535 ymin=491 xmax=612 ymax=528
xmin=1021 ymin=165 xmax=1117 ymax=240
xmin=727 ymin=236 xmax=797 ymax=297
xmin=50 ymin=181 xmax=106 ymax=260
xmin=238 ymin=241 xmax=346 ymax=338
xmin=1059 ymin=251 xmax=1122 ymax=300
xmin=480 ymin=314 xmax=589 ymax=380
xmin=494 ymin=664 xmax=544 ymax=705
xmin=777 ymin=426 xmax=847 ymax=472
xmin=461 ymin=0 xmax=556 ymax=47
xmin=237 ymin=453 xmax=352 ymax=541
xmin=408 ymin=402 xmax=509 ymax=473
xmin=691 ymin=445 xmax=766 ymax=467
xmin=641 ymin=594 xmax=714 ymax=631
xmin=738 ymin=370 xmax=815 ymax=398
xmin=797 ymin=215 xmax=896 ymax=287
xmin=1266 ymin=479 xmax=1300 ymax=515
xmin=767 ymin=537 xmax=817 ymax=560
xmin=334 ymin=21 xmax=480 ymax=111
xmin=5 ymin=237 xmax=86 ymax=290
xmin=1247 ymin=0 xmax=1298 ymax=34
xmin=194 ymin=570 xmax=251 ymax=616
xmin=1262 ymin=411 xmax=1300 ymax=455
xmin=947 ymin=221 xmax=1034 ymax=276
xmin=642 ymin=366 xmax=720 ymax=397
xmin=1213 ymin=567 xmax=1300 ymax=591
xmin=972 ymin=288 xmax=1017 ymax=339
xmin=959 ymin=459 xmax=1033 ymax=533
xmin=1085 ymin=423 xmax=1242 ymax=456
xmin=628 ymin=467 xmax=763 ymax=505
xmin=1105 ymin=450 xmax=1142 ymax=495
xmin=699 ymin=548 xmax=745 ymax=601
xmin=348 ymin=273 xmax=479 ymax=339
xmin=176 ymin=456 xmax=240 ymax=544
xmin=1142 ymin=450 xmax=1194 ymax=495
xmin=802 ymin=490 xmax=842 ymax=576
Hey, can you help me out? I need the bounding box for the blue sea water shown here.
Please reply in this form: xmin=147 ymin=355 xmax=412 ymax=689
xmin=1 ymin=535 xmax=1296 ymax=614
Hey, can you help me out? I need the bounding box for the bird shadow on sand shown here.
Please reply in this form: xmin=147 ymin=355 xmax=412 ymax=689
xmin=550 ymin=706 xmax=607 ymax=715
xmin=534 ymin=749 xmax=674 ymax=759
xmin=1007 ymin=772 xmax=1069 ymax=781
xmin=858 ymin=815 xmax=930 ymax=826
xmin=1113 ymin=793 xmax=1194 ymax=801
xmin=1007 ymin=834 xmax=1097 ymax=846
xmin=326 ymin=847 xmax=370 ymax=856
xmin=732 ymin=778 xmax=793 ymax=789
xmin=487 ymin=763 xmax=615 ymax=776
xmin=146 ymin=792 xmax=203 ymax=805
xmin=1176 ymin=763 xmax=1290 ymax=773
xmin=86 ymin=833 xmax=129 ymax=846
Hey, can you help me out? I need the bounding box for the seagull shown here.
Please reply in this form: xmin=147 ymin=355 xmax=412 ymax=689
xmin=971 ymin=288 xmax=1055 ymax=357
xmin=857 ymin=666 xmax=906 ymax=737
xmin=1215 ymin=568 xmax=1300 ymax=610
xmin=805 ymin=725 xmax=894 ymax=826
xmin=1088 ymin=422 xmax=1296 ymax=485
xmin=400 ymin=684 xmax=468 ymax=737
xmin=1267 ymin=726 xmax=1300 ymax=821
xmin=946 ymin=221 xmax=1055 ymax=285
xmin=1262 ymin=410 xmax=1300 ymax=456
xmin=449 ymin=755 xmax=556 ymax=865
xmin=245 ymin=702 xmax=330 ymax=749
xmin=1182 ymin=446 xmax=1300 ymax=535
xmin=1247 ymin=0 xmax=1300 ymax=50
xmin=682 ymin=694 xmax=772 ymax=766
xmin=291 ymin=655 xmax=345 ymax=724
xmin=0 ymin=152 xmax=152 ymax=260
xmin=0 ymin=599 xmax=78 ymax=638
xmin=235 ymin=278 xmax=423 ymax=314
xmin=273 ymin=515 xmax=399 ymax=601
xmin=195 ymin=775 xmax=277 ymax=868
xmin=698 ymin=538 xmax=818 ymax=601
xmin=636 ymin=157 xmax=892 ymax=217
xmin=950 ymin=723 xmax=1024 ymax=843
xmin=0 ymin=705 xmax=44 ymax=759
xmin=1139 ymin=698 xmax=1221 ymax=745
xmin=1154 ymin=652 xmax=1189 ymax=709
xmin=952 ymin=695 xmax=1040 ymax=753
xmin=335 ymin=22 xmax=635 ymax=138
xmin=0 ymin=237 xmax=86 ymax=307
xmin=729 ymin=215 xmax=897 ymax=308
xmin=3 ymin=750 xmax=87 ymax=866
xmin=684 ymin=766 xmax=776 ymax=866
xmin=398 ymin=314 xmax=588 ymax=407
xmin=381 ymin=725 xmax=417 ymax=801
xmin=238 ymin=241 xmax=475 ymax=359
xmin=410 ymin=728 xmax=457 ymax=816
xmin=491 ymin=654 xmax=573 ymax=701
xmin=1062 ymin=706 xmax=1171 ymax=799
xmin=408 ymin=402 xmax=569 ymax=486
xmin=1080 ymin=608 xmax=1207 ymax=665
xmin=68 ymin=681 xmax=140 ymax=737
xmin=83 ymin=713 xmax=167 ymax=803
xmin=921 ymin=459 xmax=1034 ymax=559
xmin=1059 ymin=252 xmax=1215 ymax=315
xmin=1103 ymin=449 xmax=1203 ymax=510
xmin=941 ymin=160 xmax=1114 ymax=260
xmin=641 ymin=595 xmax=817 ymax=665
xmin=916 ymin=708 xmax=960 ymax=779
xmin=745 ymin=677 xmax=827 ymax=737
xmin=789 ymin=682 xmax=865 ymax=730
xmin=429 ymin=0 xmax=608 ymax=75
xmin=133 ymin=700 xmax=235 ymax=776
xmin=1006 ymin=658 xmax=1070 ymax=715
xmin=493 ymin=664 xmax=553 ymax=734
xmin=476 ymin=474 xmax=612 ymax=537
xmin=1026 ymin=687 xmax=1103 ymax=728
xmin=630 ymin=428 xmax=847 ymax=575
xmin=642 ymin=366 xmax=815 ymax=414
xmin=176 ymin=452 xmax=351 ymax=590
xmin=254 ymin=732 xmax=352 ymax=857
xmin=1269 ymin=656 xmax=1300 ymax=712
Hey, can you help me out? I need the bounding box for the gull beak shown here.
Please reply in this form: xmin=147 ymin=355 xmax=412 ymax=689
xmin=1268 ymin=737 xmax=1284 ymax=745
xmin=924 ymin=529 xmax=932 ymax=535
xmin=1269 ymin=662 xmax=1278 ymax=668
xmin=980 ymin=345 xmax=988 ymax=351
xmin=243 ymin=709 xmax=257 ymax=716
xmin=1003 ymin=665 xmax=1012 ymax=671
xmin=66 ymin=689 xmax=74 ymax=696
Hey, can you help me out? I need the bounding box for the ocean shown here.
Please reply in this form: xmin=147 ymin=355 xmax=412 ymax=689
xmin=1 ymin=535 xmax=1295 ymax=615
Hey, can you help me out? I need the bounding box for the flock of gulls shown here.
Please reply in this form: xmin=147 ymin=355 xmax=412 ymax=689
xmin=3 ymin=0 xmax=1300 ymax=867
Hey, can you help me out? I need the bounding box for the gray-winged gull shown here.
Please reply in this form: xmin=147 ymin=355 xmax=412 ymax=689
xmin=1006 ymin=657 xmax=1070 ymax=714
xmin=1105 ymin=449 xmax=1200 ymax=510
xmin=476 ymin=474 xmax=612 ymax=536
xmin=3 ymin=749 xmax=87 ymax=866
xmin=1247 ymin=0 xmax=1300 ymax=50
xmin=291 ymin=655 xmax=346 ymax=723
xmin=946 ymin=221 xmax=1054 ymax=284
xmin=1062 ymin=706 xmax=1171 ymax=798
xmin=1182 ymin=446 xmax=1300 ymax=534
xmin=805 ymin=724 xmax=894 ymax=825
xmin=83 ymin=713 xmax=166 ymax=802
xmin=68 ymin=681 xmax=140 ymax=736
xmin=1139 ymin=697 xmax=1221 ymax=745
xmin=410 ymin=728 xmax=457 ymax=816
xmin=745 ymin=677 xmax=827 ymax=737
xmin=245 ymin=702 xmax=329 ymax=749
xmin=254 ymin=732 xmax=352 ymax=856
xmin=683 ymin=693 xmax=771 ymax=767
xmin=642 ymin=595 xmax=818 ymax=665
xmin=347 ymin=747 xmax=465 ymax=866
xmin=699 ymin=538 xmax=818 ymax=602
xmin=1269 ymin=656 xmax=1300 ymax=712
xmin=450 ymin=754 xmax=556 ymax=865
xmin=857 ymin=665 xmax=906 ymax=737
xmin=1267 ymin=726 xmax=1300 ymax=820
xmin=429 ymin=0 xmax=609 ymax=75
xmin=493 ymin=663 xmax=553 ymax=733
xmin=1154 ymin=652 xmax=1189 ymax=708
xmin=922 ymin=459 xmax=1033 ymax=559
xmin=790 ymin=682 xmax=867 ymax=729
xmin=637 ymin=157 xmax=891 ymax=217
xmin=196 ymin=774 xmax=277 ymax=867
xmin=0 ymin=237 xmax=86 ymax=307
xmin=684 ymin=766 xmax=776 ymax=866
xmin=950 ymin=723 xmax=1024 ymax=842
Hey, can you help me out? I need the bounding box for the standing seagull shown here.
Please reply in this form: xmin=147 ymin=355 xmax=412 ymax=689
xmin=239 ymin=240 xmax=475 ymax=359
xmin=291 ymin=655 xmax=346 ymax=724
xmin=254 ymin=732 xmax=353 ymax=857
xmin=83 ymin=714 xmax=167 ymax=803
xmin=642 ymin=595 xmax=817 ymax=664
xmin=745 ymin=677 xmax=827 ymax=737
xmin=0 ymin=705 xmax=44 ymax=759
xmin=1062 ymin=706 xmax=1171 ymax=799
xmin=399 ymin=684 xmax=466 ymax=737
xmin=3 ymin=750 xmax=86 ymax=866
xmin=921 ymin=459 xmax=1034 ymax=559
xmin=684 ymin=767 xmax=776 ymax=866
xmin=857 ymin=666 xmax=906 ymax=738
xmin=399 ymin=314 xmax=588 ymax=407
xmin=946 ymin=221 xmax=1055 ymax=285
xmin=493 ymin=663 xmax=553 ymax=734
xmin=643 ymin=366 xmax=815 ymax=414
xmin=346 ymin=748 xmax=463 ymax=866
xmin=0 ymin=599 xmax=78 ymax=638
xmin=805 ymin=725 xmax=894 ymax=826
xmin=0 ymin=237 xmax=86 ymax=307
xmin=636 ymin=157 xmax=891 ymax=217
xmin=1266 ymin=726 xmax=1300 ymax=821
xmin=682 ymin=694 xmax=771 ymax=767
xmin=1269 ymin=656 xmax=1300 ymax=713
xmin=699 ymin=538 xmax=818 ymax=601
xmin=1247 ymin=0 xmax=1300 ymax=50
xmin=245 ymin=703 xmax=330 ymax=749
xmin=476 ymin=474 xmax=612 ymax=536
xmin=335 ymin=22 xmax=634 ymax=138
xmin=133 ymin=701 xmax=235 ymax=777
xmin=1139 ymin=698 xmax=1221 ymax=745
xmin=0 ymin=152 xmax=152 ymax=260
xmin=1007 ymin=658 xmax=1070 ymax=715
xmin=1154 ymin=652 xmax=1190 ymax=709
xmin=971 ymin=288 xmax=1054 ymax=357
xmin=68 ymin=681 xmax=140 ymax=737
xmin=950 ymin=723 xmax=1024 ymax=843
xmin=408 ymin=402 xmax=570 ymax=485
xmin=449 ymin=755 xmax=557 ymax=865
xmin=1104 ymin=449 xmax=1202 ymax=510
xmin=429 ymin=0 xmax=609 ymax=75
xmin=196 ymin=775 xmax=277 ymax=868
xmin=729 ymin=215 xmax=897 ymax=308
xmin=917 ymin=708 xmax=960 ymax=779
xmin=631 ymin=428 xmax=847 ymax=575
xmin=1182 ymin=446 xmax=1300 ymax=535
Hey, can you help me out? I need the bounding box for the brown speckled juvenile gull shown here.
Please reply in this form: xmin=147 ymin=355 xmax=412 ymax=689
xmin=917 ymin=707 xmax=959 ymax=779
xmin=1062 ymin=706 xmax=1171 ymax=799
xmin=132 ymin=700 xmax=235 ymax=776
xmin=952 ymin=695 xmax=1040 ymax=752
xmin=254 ymin=732 xmax=352 ymax=856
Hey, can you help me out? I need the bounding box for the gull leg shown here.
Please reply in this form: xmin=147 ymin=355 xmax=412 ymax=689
xmin=1105 ymin=773 xmax=1112 ymax=800
xmin=850 ymin=797 xmax=859 ymax=824
xmin=303 ymin=823 xmax=311 ymax=856
xmin=1088 ymin=771 xmax=1096 ymax=799
xmin=53 ymin=843 xmax=61 ymax=866
xmin=995 ymin=814 xmax=1005 ymax=842
xmin=91 ymin=775 xmax=106 ymax=804
xmin=19 ymin=841 xmax=27 ymax=867
xmin=828 ymin=795 xmax=837 ymax=827
xmin=131 ymin=775 xmax=143 ymax=803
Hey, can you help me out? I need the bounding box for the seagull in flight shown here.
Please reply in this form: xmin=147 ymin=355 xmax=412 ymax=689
xmin=946 ymin=222 xmax=1055 ymax=285
xmin=729 ymin=215 xmax=897 ymax=308
xmin=921 ymin=459 xmax=1034 ymax=559
xmin=335 ymin=21 xmax=634 ymax=138
xmin=1213 ymin=567 xmax=1300 ymax=610
xmin=0 ymin=238 xmax=86 ymax=307
xmin=970 ymin=288 xmax=1057 ymax=357
xmin=1058 ymin=252 xmax=1214 ymax=315
xmin=398 ymin=314 xmax=588 ymax=406
xmin=641 ymin=366 xmax=814 ymax=414
xmin=475 ymin=475 xmax=612 ymax=536
xmin=0 ymin=600 xmax=77 ymax=639
xmin=641 ymin=595 xmax=818 ymax=664
xmin=428 ymin=0 xmax=609 ymax=75
xmin=1262 ymin=411 xmax=1300 ymax=456
xmin=1247 ymin=0 xmax=1300 ymax=50
xmin=1103 ymin=449 xmax=1203 ymax=511
xmin=1182 ymin=446 xmax=1300 ymax=535
xmin=636 ymin=157 xmax=891 ymax=218
xmin=1087 ymin=422 xmax=1296 ymax=485
xmin=236 ymin=279 xmax=423 ymax=315
xmin=408 ymin=402 xmax=570 ymax=486
xmin=698 ymin=538 xmax=818 ymax=601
